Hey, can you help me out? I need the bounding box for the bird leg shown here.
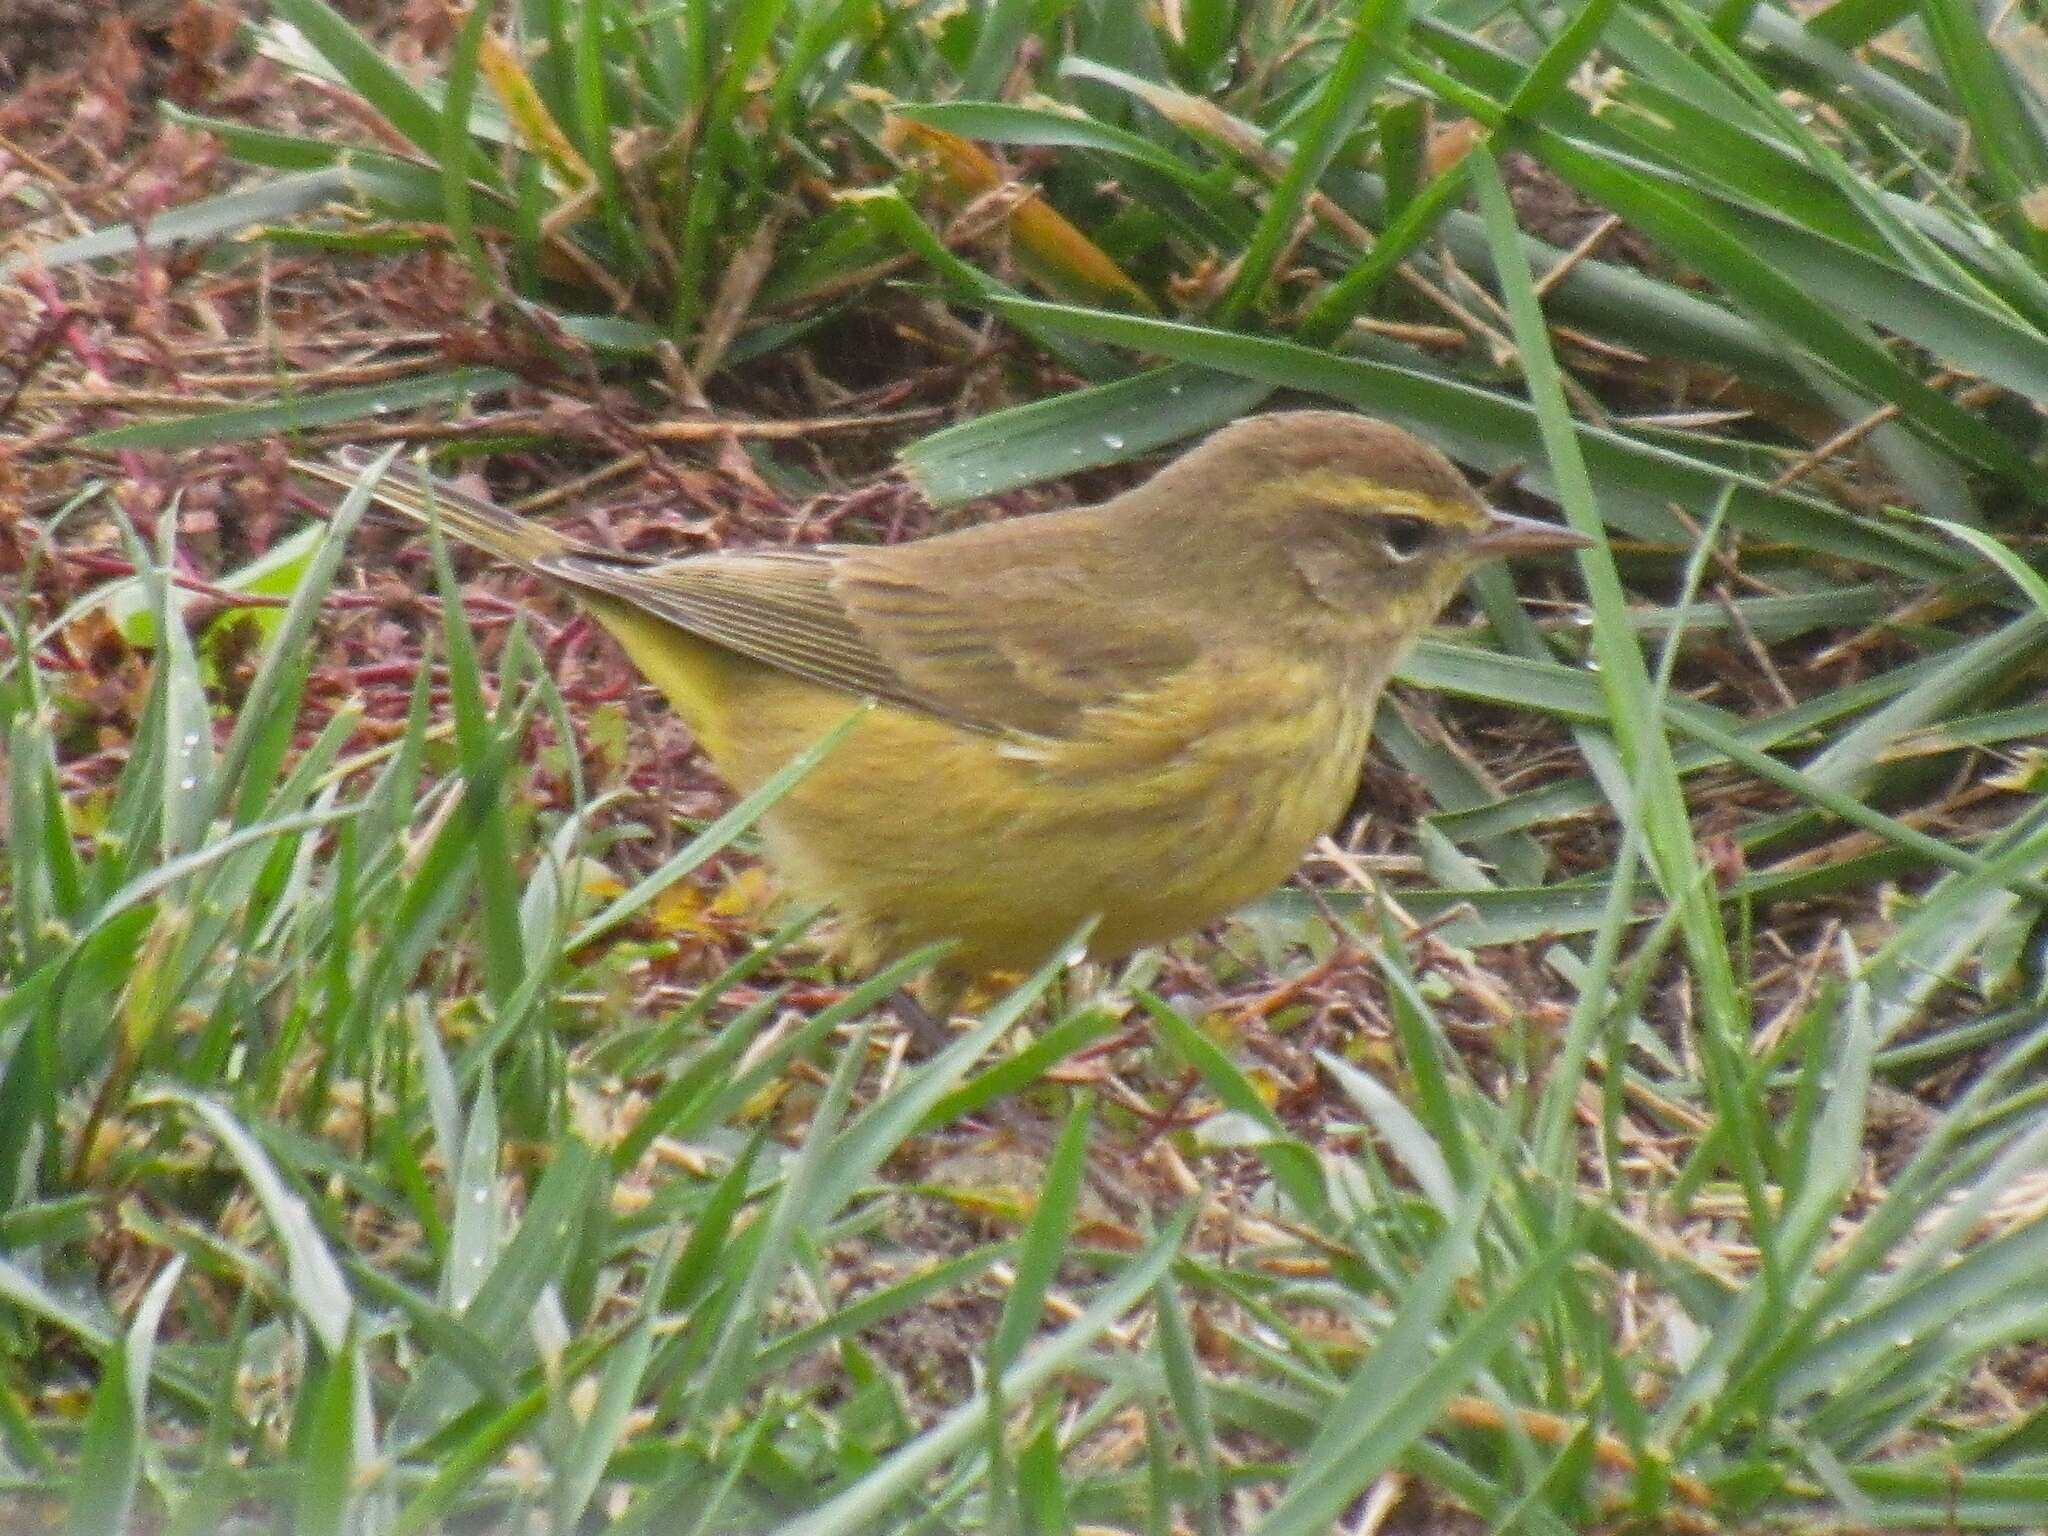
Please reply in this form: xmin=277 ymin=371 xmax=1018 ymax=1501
xmin=888 ymin=988 xmax=953 ymax=1053
xmin=889 ymin=966 xmax=972 ymax=1053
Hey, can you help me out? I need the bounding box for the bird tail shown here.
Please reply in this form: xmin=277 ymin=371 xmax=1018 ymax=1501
xmin=292 ymin=448 xmax=601 ymax=570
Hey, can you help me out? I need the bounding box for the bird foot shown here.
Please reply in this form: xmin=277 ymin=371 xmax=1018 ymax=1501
xmin=889 ymin=989 xmax=955 ymax=1054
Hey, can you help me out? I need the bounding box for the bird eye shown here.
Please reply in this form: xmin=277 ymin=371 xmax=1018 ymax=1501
xmin=1379 ymin=515 xmax=1431 ymax=560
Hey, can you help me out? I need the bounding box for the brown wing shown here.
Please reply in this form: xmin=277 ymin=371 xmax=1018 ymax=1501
xmin=543 ymin=547 xmax=941 ymax=719
xmin=545 ymin=515 xmax=1200 ymax=740
xmin=300 ymin=450 xmax=1198 ymax=737
xmin=829 ymin=532 xmax=1201 ymax=738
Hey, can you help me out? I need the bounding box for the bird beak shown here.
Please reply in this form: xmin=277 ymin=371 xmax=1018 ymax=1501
xmin=1472 ymin=507 xmax=1595 ymax=557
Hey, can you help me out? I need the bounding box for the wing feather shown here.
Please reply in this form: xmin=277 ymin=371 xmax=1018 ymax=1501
xmin=307 ymin=450 xmax=1199 ymax=739
xmin=543 ymin=550 xmax=945 ymax=720
xmin=543 ymin=524 xmax=1201 ymax=741
xmin=833 ymin=544 xmax=1201 ymax=737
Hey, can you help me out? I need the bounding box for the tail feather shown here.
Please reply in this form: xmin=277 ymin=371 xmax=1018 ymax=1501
xmin=293 ymin=450 xmax=608 ymax=571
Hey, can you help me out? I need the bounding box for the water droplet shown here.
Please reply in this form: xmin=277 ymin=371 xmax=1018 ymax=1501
xmin=181 ymin=731 xmax=201 ymax=748
xmin=1583 ymin=657 xmax=1601 ymax=673
xmin=178 ymin=775 xmax=197 ymax=790
xmin=1573 ymin=612 xmax=1595 ymax=628
xmin=472 ymin=1187 xmax=489 ymax=1203
xmin=1167 ymin=383 xmax=1184 ymax=396
xmin=1102 ymin=433 xmax=1125 ymax=450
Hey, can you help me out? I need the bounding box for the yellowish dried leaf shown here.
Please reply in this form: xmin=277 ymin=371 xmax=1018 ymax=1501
xmin=478 ymin=28 xmax=592 ymax=187
xmin=887 ymin=117 xmax=1155 ymax=311
xmin=648 ymin=879 xmax=710 ymax=937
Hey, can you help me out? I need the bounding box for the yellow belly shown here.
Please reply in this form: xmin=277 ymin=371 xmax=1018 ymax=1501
xmin=599 ymin=603 xmax=1378 ymax=977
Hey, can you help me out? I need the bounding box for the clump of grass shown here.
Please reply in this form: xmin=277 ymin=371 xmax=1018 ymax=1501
xmin=8 ymin=483 xmax=2047 ymax=1528
xmin=7 ymin=0 xmax=2048 ymax=1530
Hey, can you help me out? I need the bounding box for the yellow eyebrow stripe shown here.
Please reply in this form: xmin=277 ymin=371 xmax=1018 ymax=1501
xmin=1281 ymin=470 xmax=1484 ymax=527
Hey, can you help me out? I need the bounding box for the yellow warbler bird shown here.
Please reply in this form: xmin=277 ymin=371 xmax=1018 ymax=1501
xmin=307 ymin=412 xmax=1584 ymax=1009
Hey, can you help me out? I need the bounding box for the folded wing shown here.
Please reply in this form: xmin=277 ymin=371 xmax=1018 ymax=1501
xmin=554 ymin=527 xmax=1199 ymax=741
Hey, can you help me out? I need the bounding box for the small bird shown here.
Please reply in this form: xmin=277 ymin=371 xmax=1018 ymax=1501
xmin=305 ymin=412 xmax=1585 ymax=1014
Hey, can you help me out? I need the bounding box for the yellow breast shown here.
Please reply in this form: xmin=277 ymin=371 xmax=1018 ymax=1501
xmin=599 ymin=603 xmax=1381 ymax=976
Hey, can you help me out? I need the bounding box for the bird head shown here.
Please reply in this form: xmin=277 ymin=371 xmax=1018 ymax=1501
xmin=1146 ymin=410 xmax=1589 ymax=630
